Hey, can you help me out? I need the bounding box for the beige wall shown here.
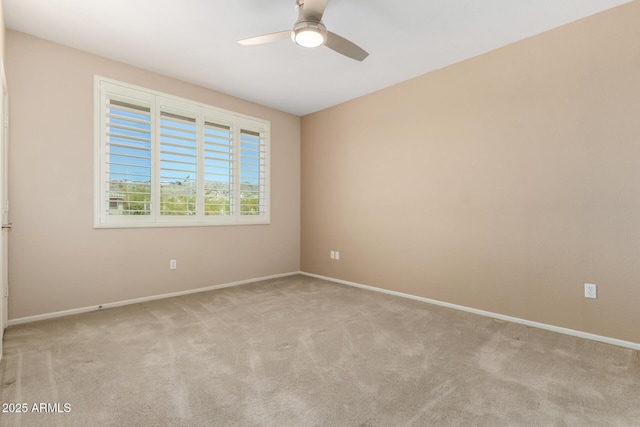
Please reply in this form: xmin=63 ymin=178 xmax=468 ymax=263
xmin=301 ymin=2 xmax=640 ymax=343
xmin=0 ymin=1 xmax=5 ymax=59
xmin=6 ymin=31 xmax=300 ymax=319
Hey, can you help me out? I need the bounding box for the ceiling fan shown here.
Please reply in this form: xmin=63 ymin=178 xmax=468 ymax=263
xmin=237 ymin=0 xmax=369 ymax=61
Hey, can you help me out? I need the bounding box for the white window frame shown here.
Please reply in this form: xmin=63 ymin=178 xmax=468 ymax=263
xmin=94 ymin=76 xmax=270 ymax=228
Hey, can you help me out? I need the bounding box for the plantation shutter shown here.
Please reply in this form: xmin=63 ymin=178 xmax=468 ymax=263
xmin=204 ymin=119 xmax=233 ymax=216
xmin=104 ymin=96 xmax=152 ymax=216
xmin=159 ymin=109 xmax=198 ymax=216
xmin=239 ymin=128 xmax=267 ymax=216
xmin=96 ymin=77 xmax=270 ymax=227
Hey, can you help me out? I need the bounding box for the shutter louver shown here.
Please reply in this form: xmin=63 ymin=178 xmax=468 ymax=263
xmin=239 ymin=129 xmax=266 ymax=216
xmin=159 ymin=110 xmax=197 ymax=216
xmin=105 ymin=97 xmax=152 ymax=216
xmin=204 ymin=120 xmax=233 ymax=216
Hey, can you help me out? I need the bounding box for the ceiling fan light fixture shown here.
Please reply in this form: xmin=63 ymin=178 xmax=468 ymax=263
xmin=292 ymin=21 xmax=327 ymax=48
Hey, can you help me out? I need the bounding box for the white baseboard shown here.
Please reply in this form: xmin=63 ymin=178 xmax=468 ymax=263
xmin=11 ymin=270 xmax=640 ymax=351
xmin=300 ymin=272 xmax=640 ymax=352
xmin=8 ymin=271 xmax=300 ymax=327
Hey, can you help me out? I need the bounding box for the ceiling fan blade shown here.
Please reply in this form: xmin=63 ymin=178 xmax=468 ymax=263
xmin=302 ymin=0 xmax=328 ymax=21
xmin=238 ymin=30 xmax=291 ymax=46
xmin=325 ymin=32 xmax=369 ymax=61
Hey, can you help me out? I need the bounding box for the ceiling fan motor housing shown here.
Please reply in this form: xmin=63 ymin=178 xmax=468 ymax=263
xmin=292 ymin=0 xmax=327 ymax=48
xmin=292 ymin=20 xmax=327 ymax=47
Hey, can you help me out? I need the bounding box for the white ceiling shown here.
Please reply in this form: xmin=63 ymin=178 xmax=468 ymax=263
xmin=4 ymin=0 xmax=631 ymax=116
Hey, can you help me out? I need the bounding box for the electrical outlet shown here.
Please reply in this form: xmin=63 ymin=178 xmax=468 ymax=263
xmin=584 ymin=283 xmax=597 ymax=299
xmin=334 ymin=251 xmax=340 ymax=260
xmin=170 ymin=259 xmax=177 ymax=270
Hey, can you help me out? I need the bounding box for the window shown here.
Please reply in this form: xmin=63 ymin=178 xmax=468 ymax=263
xmin=94 ymin=77 xmax=269 ymax=227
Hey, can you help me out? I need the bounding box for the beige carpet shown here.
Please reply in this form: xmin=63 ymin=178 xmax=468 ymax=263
xmin=1 ymin=275 xmax=639 ymax=426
